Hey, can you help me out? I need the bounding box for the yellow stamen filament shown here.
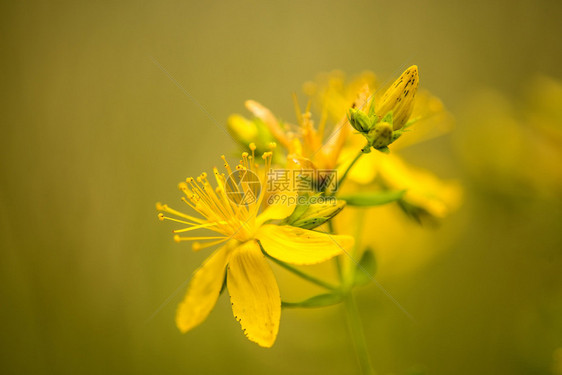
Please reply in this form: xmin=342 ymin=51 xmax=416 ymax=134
xmin=172 ymin=222 xmax=224 ymax=233
xmin=191 ymin=238 xmax=229 ymax=251
xmin=156 ymin=203 xmax=205 ymax=224
xmin=159 ymin=150 xmax=276 ymax=247
xmin=158 ymin=214 xmax=199 ymax=226
xmin=173 ymin=236 xmax=226 ymax=241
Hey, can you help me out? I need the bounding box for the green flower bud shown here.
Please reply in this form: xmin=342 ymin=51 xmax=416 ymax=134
xmin=376 ymin=65 xmax=419 ymax=130
xmin=288 ymin=199 xmax=346 ymax=230
xmin=348 ymin=108 xmax=373 ymax=133
xmin=367 ymin=121 xmax=393 ymax=149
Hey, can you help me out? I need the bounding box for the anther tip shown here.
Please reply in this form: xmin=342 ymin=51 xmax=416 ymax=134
xmin=174 ymin=235 xmax=181 ymax=243
xmin=158 ymin=213 xmax=165 ymax=221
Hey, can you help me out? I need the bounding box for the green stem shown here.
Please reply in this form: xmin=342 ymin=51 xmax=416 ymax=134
xmin=327 ymin=219 xmax=335 ymax=234
xmin=343 ymin=209 xmax=366 ymax=287
xmin=334 ymin=256 xmax=343 ymax=283
xmin=328 ymin=219 xmax=343 ymax=282
xmin=344 ymin=292 xmax=375 ymax=375
xmin=335 ymin=147 xmax=366 ymax=194
xmin=265 ymin=253 xmax=337 ymax=291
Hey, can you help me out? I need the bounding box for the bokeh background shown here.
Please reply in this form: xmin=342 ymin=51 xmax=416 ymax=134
xmin=2 ymin=1 xmax=562 ymax=374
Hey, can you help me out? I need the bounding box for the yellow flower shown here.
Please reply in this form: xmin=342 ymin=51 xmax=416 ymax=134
xmin=156 ymin=145 xmax=353 ymax=347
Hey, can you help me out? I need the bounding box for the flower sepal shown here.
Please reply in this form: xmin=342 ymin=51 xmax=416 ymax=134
xmin=350 ymin=109 xmax=409 ymax=153
xmin=284 ymin=195 xmax=346 ymax=230
xmin=348 ymin=107 xmax=375 ymax=133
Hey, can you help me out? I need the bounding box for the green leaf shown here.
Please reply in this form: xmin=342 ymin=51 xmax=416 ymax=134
xmin=397 ymin=199 xmax=437 ymax=226
xmin=367 ymin=96 xmax=376 ymax=117
xmin=282 ymin=293 xmax=344 ymax=308
xmin=338 ymin=190 xmax=406 ymax=207
xmin=353 ymin=249 xmax=377 ymax=287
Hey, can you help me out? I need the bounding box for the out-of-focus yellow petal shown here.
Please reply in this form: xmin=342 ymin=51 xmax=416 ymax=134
xmin=245 ymin=100 xmax=290 ymax=149
xmin=378 ymin=153 xmax=462 ymax=218
xmin=304 ymin=70 xmax=377 ymax=123
xmin=256 ymin=224 xmax=353 ymax=265
xmin=391 ymin=90 xmax=454 ymax=151
xmin=176 ymin=244 xmax=233 ymax=333
xmin=227 ymin=114 xmax=258 ymax=145
xmin=227 ymin=240 xmax=280 ymax=348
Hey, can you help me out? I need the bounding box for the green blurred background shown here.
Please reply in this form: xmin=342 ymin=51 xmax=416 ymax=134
xmin=2 ymin=1 xmax=561 ymax=374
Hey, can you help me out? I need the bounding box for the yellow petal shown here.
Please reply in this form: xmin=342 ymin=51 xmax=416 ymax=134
xmin=227 ymin=240 xmax=281 ymax=348
xmin=256 ymin=193 xmax=297 ymax=227
xmin=256 ymin=224 xmax=353 ymax=265
xmin=175 ymin=244 xmax=233 ymax=333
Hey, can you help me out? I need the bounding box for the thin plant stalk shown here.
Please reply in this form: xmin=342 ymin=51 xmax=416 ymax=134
xmin=344 ymin=292 xmax=375 ymax=375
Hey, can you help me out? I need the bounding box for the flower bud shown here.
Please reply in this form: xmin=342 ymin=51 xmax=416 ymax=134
xmin=289 ymin=199 xmax=346 ymax=230
xmin=367 ymin=121 xmax=393 ymax=149
xmin=376 ymin=65 xmax=419 ymax=130
xmin=227 ymin=114 xmax=258 ymax=145
xmin=348 ymin=107 xmax=373 ymax=133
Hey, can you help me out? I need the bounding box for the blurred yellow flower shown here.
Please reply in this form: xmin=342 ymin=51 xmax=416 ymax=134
xmin=156 ymin=146 xmax=353 ymax=347
xmin=457 ymin=75 xmax=562 ymax=198
xmin=373 ymin=152 xmax=462 ymax=219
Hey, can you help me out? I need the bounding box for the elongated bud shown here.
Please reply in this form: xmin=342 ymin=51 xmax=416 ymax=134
xmin=348 ymin=107 xmax=373 ymax=133
xmin=289 ymin=199 xmax=346 ymax=230
xmin=227 ymin=114 xmax=258 ymax=144
xmin=376 ymin=65 xmax=419 ymax=130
